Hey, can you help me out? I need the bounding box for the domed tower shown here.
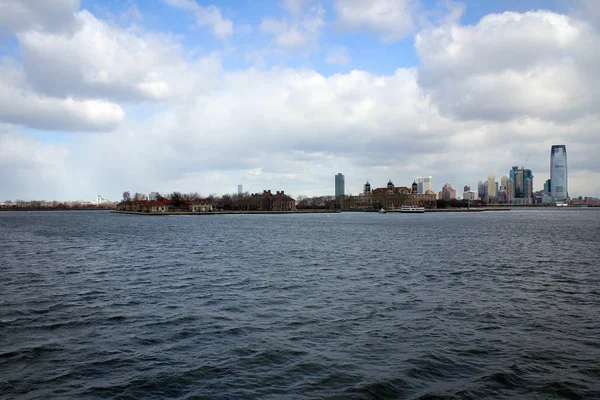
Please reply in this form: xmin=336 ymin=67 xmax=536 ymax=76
xmin=387 ymin=180 xmax=394 ymax=194
xmin=364 ymin=181 xmax=371 ymax=194
xmin=412 ymin=180 xmax=418 ymax=194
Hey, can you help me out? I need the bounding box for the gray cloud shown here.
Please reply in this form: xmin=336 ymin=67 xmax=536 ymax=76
xmin=0 ymin=60 xmax=124 ymax=132
xmin=0 ymin=0 xmax=81 ymax=34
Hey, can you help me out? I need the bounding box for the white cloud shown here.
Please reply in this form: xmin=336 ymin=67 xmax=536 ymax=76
xmin=163 ymin=0 xmax=233 ymax=39
xmin=416 ymin=10 xmax=600 ymax=122
xmin=334 ymin=0 xmax=418 ymax=42
xmin=18 ymin=10 xmax=185 ymax=102
xmin=261 ymin=4 xmax=325 ymax=52
xmin=0 ymin=59 xmax=124 ymax=132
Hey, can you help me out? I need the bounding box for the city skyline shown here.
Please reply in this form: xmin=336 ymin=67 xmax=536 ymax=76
xmin=1 ymin=1 xmax=600 ymax=201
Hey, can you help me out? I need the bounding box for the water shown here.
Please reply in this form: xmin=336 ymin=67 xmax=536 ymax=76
xmin=1 ymin=209 xmax=599 ymax=399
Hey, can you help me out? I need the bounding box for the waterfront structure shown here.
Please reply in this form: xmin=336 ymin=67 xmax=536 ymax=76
xmin=439 ymin=183 xmax=456 ymax=201
xmin=335 ymin=173 xmax=345 ymax=198
xmin=242 ymin=190 xmax=296 ymax=211
xmin=346 ymin=181 xmax=436 ymax=209
xmin=550 ymin=145 xmax=568 ymax=201
xmin=487 ymin=174 xmax=497 ymax=199
xmin=116 ymin=198 xmax=213 ymax=213
xmin=415 ymin=176 xmax=432 ymax=194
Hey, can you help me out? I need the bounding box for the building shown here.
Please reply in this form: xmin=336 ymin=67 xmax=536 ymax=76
xmin=335 ymin=173 xmax=345 ymax=198
xmin=116 ymin=198 xmax=213 ymax=213
xmin=488 ymin=174 xmax=497 ymax=198
xmin=550 ymin=145 xmax=568 ymax=201
xmin=238 ymin=185 xmax=243 ymax=195
xmin=439 ymin=183 xmax=456 ymax=201
xmin=416 ymin=176 xmax=433 ymax=194
xmin=149 ymin=192 xmax=160 ymax=201
xmin=509 ymin=166 xmax=534 ymax=204
xmin=463 ymin=190 xmax=478 ymax=200
xmin=464 ymin=185 xmax=471 ymax=193
xmin=544 ymin=179 xmax=551 ymax=194
xmin=478 ymin=181 xmax=488 ymax=202
xmin=345 ymin=180 xmax=436 ymax=209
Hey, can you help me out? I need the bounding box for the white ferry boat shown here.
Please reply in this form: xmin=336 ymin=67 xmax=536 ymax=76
xmin=400 ymin=205 xmax=425 ymax=213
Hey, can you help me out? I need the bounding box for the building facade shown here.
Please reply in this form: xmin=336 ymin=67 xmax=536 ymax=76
xmin=509 ymin=166 xmax=534 ymax=204
xmin=439 ymin=183 xmax=457 ymax=201
xmin=550 ymin=145 xmax=568 ymax=201
xmin=415 ymin=176 xmax=432 ymax=194
xmin=345 ymin=180 xmax=436 ymax=209
xmin=488 ymin=174 xmax=497 ymax=198
xmin=335 ymin=173 xmax=345 ymax=198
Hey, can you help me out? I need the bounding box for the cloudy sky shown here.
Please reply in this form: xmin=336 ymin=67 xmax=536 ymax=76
xmin=1 ymin=0 xmax=599 ymax=201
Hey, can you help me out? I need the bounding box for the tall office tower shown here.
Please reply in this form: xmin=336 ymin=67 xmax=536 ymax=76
xmin=415 ymin=177 xmax=424 ymax=194
xmin=335 ymin=173 xmax=345 ymax=198
xmin=415 ymin=176 xmax=433 ymax=194
xmin=423 ymin=176 xmax=432 ymax=193
xmin=478 ymin=181 xmax=487 ymax=201
xmin=464 ymin=185 xmax=471 ymax=192
xmin=500 ymin=176 xmax=508 ymax=193
xmin=440 ymin=183 xmax=457 ymax=200
xmin=524 ymin=170 xmax=533 ymax=199
xmin=544 ymin=179 xmax=551 ymax=194
xmin=509 ymin=166 xmax=534 ymax=203
xmin=550 ymin=145 xmax=568 ymax=201
xmin=238 ymin=185 xmax=243 ymax=195
xmin=488 ymin=174 xmax=497 ymax=198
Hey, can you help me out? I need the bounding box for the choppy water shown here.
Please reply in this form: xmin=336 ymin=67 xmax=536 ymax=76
xmin=1 ymin=209 xmax=600 ymax=399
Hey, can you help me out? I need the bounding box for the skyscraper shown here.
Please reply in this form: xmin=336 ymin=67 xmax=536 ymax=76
xmin=500 ymin=176 xmax=508 ymax=193
xmin=238 ymin=185 xmax=243 ymax=195
xmin=488 ymin=174 xmax=497 ymax=198
xmin=415 ymin=176 xmax=432 ymax=194
xmin=550 ymin=145 xmax=568 ymax=201
xmin=335 ymin=173 xmax=345 ymax=198
xmin=509 ymin=166 xmax=534 ymax=204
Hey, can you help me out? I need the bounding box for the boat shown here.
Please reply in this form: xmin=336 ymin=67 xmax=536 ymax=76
xmin=378 ymin=208 xmax=386 ymax=214
xmin=400 ymin=205 xmax=425 ymax=213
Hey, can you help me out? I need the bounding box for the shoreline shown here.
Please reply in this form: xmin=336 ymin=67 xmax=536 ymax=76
xmin=111 ymin=210 xmax=341 ymax=216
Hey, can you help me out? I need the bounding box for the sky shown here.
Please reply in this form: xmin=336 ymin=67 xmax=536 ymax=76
xmin=1 ymin=0 xmax=600 ymax=201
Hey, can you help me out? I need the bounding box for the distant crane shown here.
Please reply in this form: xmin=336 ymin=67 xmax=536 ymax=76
xmin=522 ymin=155 xmax=530 ymax=170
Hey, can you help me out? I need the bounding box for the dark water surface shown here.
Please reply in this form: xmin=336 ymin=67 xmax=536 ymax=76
xmin=1 ymin=210 xmax=600 ymax=399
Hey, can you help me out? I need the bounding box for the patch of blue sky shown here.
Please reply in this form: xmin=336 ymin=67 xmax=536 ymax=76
xmin=16 ymin=126 xmax=76 ymax=145
xmin=0 ymin=29 xmax=21 ymax=61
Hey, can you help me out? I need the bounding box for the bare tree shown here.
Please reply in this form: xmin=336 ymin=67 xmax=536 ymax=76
xmin=122 ymin=191 xmax=132 ymax=202
xmin=170 ymin=192 xmax=184 ymax=207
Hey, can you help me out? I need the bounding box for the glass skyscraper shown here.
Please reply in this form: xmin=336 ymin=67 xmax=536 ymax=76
xmin=335 ymin=173 xmax=345 ymax=198
xmin=550 ymin=145 xmax=568 ymax=201
xmin=509 ymin=166 xmax=533 ymax=203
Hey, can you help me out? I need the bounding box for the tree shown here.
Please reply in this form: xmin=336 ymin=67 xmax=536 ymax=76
xmin=170 ymin=192 xmax=184 ymax=207
xmin=122 ymin=191 xmax=132 ymax=202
